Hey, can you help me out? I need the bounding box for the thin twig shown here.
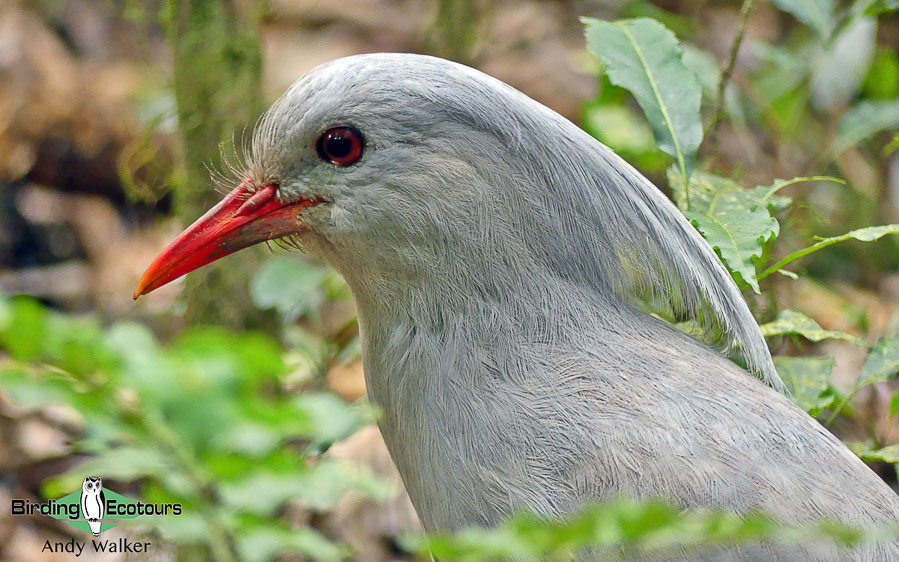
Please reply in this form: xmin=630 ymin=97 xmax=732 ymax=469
xmin=705 ymin=0 xmax=756 ymax=154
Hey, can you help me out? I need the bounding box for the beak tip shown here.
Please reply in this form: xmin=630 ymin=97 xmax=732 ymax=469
xmin=132 ymin=277 xmax=151 ymax=300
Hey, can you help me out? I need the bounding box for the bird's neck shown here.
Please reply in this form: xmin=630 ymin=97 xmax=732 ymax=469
xmin=347 ymin=270 xmax=637 ymax=530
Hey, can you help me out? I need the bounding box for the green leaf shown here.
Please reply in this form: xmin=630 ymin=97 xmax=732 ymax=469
xmin=824 ymin=338 xmax=899 ymax=425
xmin=237 ymin=525 xmax=345 ymax=562
xmin=855 ymin=337 xmax=899 ymax=391
xmin=63 ymin=446 xmax=175 ymax=483
xmin=859 ymin=444 xmax=899 ymax=463
xmin=862 ymin=48 xmax=899 ymax=100
xmin=0 ymin=294 xmax=11 ymax=331
xmin=220 ymin=461 xmax=391 ymax=514
xmin=761 ymin=310 xmax=867 ymax=347
xmin=771 ymin=0 xmax=835 ymax=39
xmin=887 ymin=132 xmax=899 ymax=155
xmin=810 ymin=17 xmax=876 ymax=111
xmin=293 ymin=392 xmax=368 ymax=446
xmin=151 ymin=513 xmax=212 ymax=543
xmin=670 ymin=170 xmax=779 ymax=293
xmin=105 ymin=322 xmax=175 ymax=398
xmin=891 ymin=393 xmax=899 ymax=417
xmin=753 ymin=42 xmax=811 ymax=102
xmin=853 ymin=0 xmax=899 ymax=17
xmin=0 ymin=367 xmax=78 ymax=410
xmin=758 ymin=224 xmax=899 ymax=280
xmin=250 ymin=257 xmax=329 ymax=318
xmin=834 ymin=99 xmax=899 ymax=154
xmin=212 ymin=422 xmax=282 ymax=457
xmin=415 ymin=496 xmax=871 ymax=559
xmin=753 ymin=176 xmax=844 ymax=212
xmin=774 ymin=356 xmax=836 ymax=412
xmin=583 ymin=17 xmax=702 ymax=182
xmin=582 ymin=103 xmax=657 ymax=154
xmin=0 ymin=296 xmax=48 ymax=361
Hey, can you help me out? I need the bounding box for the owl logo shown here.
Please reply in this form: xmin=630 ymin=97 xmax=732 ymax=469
xmin=80 ymin=476 xmax=105 ymax=537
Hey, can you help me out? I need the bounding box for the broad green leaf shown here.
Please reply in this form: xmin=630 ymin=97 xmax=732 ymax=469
xmin=618 ymin=1 xmax=697 ymax=38
xmin=761 ymin=310 xmax=867 ymax=347
xmin=752 ymin=42 xmax=811 ymax=102
xmin=854 ymin=337 xmax=899 ymax=390
xmin=759 ymin=224 xmax=899 ymax=280
xmin=669 ymin=170 xmax=779 ymax=293
xmin=250 ymin=256 xmax=329 ymax=318
xmin=834 ymin=99 xmax=899 ymax=154
xmin=810 ymin=17 xmax=876 ymax=110
xmin=294 ymin=392 xmax=367 ymax=445
xmin=859 ymin=444 xmax=899 ymax=463
xmin=774 ymin=356 xmax=836 ymax=412
xmin=221 ymin=461 xmax=391 ymax=513
xmin=771 ymin=0 xmax=835 ymax=39
xmin=47 ymin=446 xmax=175 ymax=497
xmin=105 ymin=321 xmax=175 ymax=398
xmin=238 ymin=525 xmax=345 ymax=562
xmin=213 ymin=421 xmax=282 ymax=457
xmin=0 ymin=367 xmax=78 ymax=410
xmin=151 ymin=513 xmax=211 ymax=543
xmin=583 ymin=17 xmax=702 ymax=182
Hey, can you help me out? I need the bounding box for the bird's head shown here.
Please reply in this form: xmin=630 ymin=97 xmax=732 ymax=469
xmin=132 ymin=54 xmax=781 ymax=389
xmin=134 ymin=53 xmax=539 ymax=299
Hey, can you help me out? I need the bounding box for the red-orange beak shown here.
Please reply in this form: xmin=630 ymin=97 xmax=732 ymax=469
xmin=133 ymin=183 xmax=322 ymax=299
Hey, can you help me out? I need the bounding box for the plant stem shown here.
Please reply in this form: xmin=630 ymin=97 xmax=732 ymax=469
xmin=167 ymin=0 xmax=270 ymax=328
xmin=429 ymin=0 xmax=478 ymax=64
xmin=705 ymin=0 xmax=756 ymax=152
xmin=758 ymin=176 xmax=844 ymax=206
xmin=757 ymin=238 xmax=838 ymax=281
xmin=143 ymin=409 xmax=238 ymax=562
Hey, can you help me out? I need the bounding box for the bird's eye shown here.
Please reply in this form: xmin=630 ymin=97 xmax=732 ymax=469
xmin=316 ymin=125 xmax=364 ymax=166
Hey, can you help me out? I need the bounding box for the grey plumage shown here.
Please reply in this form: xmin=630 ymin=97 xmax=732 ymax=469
xmin=246 ymin=53 xmax=898 ymax=558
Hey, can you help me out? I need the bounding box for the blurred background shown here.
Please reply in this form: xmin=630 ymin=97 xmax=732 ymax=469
xmin=0 ymin=0 xmax=897 ymax=560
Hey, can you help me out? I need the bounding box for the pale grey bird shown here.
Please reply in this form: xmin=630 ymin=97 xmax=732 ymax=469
xmin=135 ymin=53 xmax=899 ymax=559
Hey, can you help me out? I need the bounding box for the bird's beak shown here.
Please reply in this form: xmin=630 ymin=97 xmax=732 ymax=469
xmin=133 ymin=182 xmax=321 ymax=299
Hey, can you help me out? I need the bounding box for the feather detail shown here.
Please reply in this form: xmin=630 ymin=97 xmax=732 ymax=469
xmin=586 ymin=145 xmax=782 ymax=391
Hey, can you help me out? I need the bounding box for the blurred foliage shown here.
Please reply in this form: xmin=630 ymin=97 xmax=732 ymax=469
xmin=402 ymin=3 xmax=899 ymax=558
xmin=3 ymin=0 xmax=899 ymax=559
xmin=429 ymin=0 xmax=480 ymax=64
xmin=583 ymin=17 xmax=703 ymax=183
xmin=581 ymin=7 xmax=899 ymax=436
xmin=166 ymin=0 xmax=271 ymax=328
xmin=405 ymin=497 xmax=898 ymax=560
xmin=0 ymin=293 xmax=388 ymax=561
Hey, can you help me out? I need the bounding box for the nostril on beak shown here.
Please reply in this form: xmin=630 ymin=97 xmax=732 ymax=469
xmin=235 ymin=184 xmax=277 ymax=217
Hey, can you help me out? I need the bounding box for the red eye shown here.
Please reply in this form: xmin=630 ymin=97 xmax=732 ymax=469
xmin=316 ymin=125 xmax=364 ymax=166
